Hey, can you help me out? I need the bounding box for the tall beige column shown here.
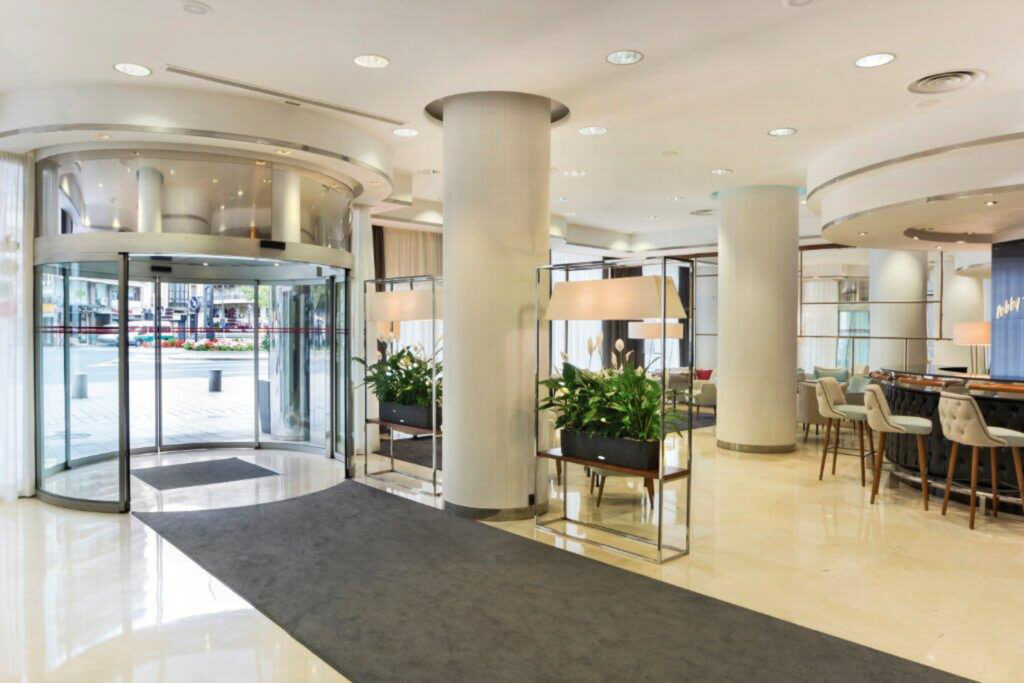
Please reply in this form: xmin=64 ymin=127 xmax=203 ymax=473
xmin=271 ymin=168 xmax=302 ymax=243
xmin=869 ymin=250 xmax=928 ymax=369
xmin=716 ymin=186 xmax=799 ymax=453
xmin=136 ymin=167 xmax=163 ymax=233
xmin=436 ymin=91 xmax=554 ymax=518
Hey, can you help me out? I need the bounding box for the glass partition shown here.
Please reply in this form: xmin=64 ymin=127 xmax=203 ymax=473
xmin=36 ymin=150 xmax=354 ymax=249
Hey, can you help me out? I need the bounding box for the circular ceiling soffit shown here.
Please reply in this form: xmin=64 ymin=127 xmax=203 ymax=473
xmin=908 ymin=70 xmax=985 ymax=94
xmin=782 ymin=0 xmax=815 ymax=6
xmin=902 ymin=227 xmax=992 ymax=244
xmin=424 ymin=93 xmax=570 ymax=124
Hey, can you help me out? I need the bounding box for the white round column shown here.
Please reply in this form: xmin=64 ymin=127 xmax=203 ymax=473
xmin=271 ymin=168 xmax=302 ymax=243
xmin=438 ymin=91 xmax=553 ymax=519
xmin=136 ymin=166 xmax=163 ymax=233
xmin=716 ymin=186 xmax=799 ymax=453
xmin=868 ymin=250 xmax=928 ymax=369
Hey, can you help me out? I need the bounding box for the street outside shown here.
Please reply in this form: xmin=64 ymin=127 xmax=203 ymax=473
xmin=41 ymin=345 xmax=260 ymax=470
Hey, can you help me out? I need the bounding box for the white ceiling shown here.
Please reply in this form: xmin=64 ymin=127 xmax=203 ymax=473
xmin=2 ymin=0 xmax=1023 ymax=239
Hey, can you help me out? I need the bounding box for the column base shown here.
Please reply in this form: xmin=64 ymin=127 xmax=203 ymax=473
xmin=443 ymin=499 xmax=547 ymax=521
xmin=717 ymin=439 xmax=796 ymax=454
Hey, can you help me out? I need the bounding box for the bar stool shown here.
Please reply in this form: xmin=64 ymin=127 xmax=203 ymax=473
xmin=938 ymin=391 xmax=1024 ymax=529
xmin=815 ymin=377 xmax=872 ymax=485
xmin=863 ymin=384 xmax=933 ymax=509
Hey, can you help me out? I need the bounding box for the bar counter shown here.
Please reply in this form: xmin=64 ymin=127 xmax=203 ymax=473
xmin=878 ymin=368 xmax=1024 ymax=499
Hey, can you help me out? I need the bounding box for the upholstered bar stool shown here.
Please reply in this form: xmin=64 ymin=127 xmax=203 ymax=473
xmin=863 ymin=384 xmax=933 ymax=509
xmin=938 ymin=391 xmax=1024 ymax=529
xmin=815 ymin=377 xmax=873 ymax=486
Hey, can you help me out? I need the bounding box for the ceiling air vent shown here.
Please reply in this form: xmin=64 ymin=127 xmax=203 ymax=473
xmin=908 ymin=70 xmax=984 ymax=94
xmin=690 ymin=209 xmax=717 ymax=216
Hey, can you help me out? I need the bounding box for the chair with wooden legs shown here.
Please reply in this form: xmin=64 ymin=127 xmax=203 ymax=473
xmin=863 ymin=384 xmax=933 ymax=509
xmin=937 ymin=391 xmax=1024 ymax=529
xmin=815 ymin=376 xmax=873 ymax=486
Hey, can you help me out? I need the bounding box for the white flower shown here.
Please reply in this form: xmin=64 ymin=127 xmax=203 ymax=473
xmin=615 ymin=338 xmax=625 ymax=352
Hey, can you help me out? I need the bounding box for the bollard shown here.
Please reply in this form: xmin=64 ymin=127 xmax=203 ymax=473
xmin=71 ymin=372 xmax=88 ymax=399
xmin=208 ymin=369 xmax=222 ymax=392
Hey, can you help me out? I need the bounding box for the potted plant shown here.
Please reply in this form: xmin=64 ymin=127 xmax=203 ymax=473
xmin=538 ymin=344 xmax=667 ymax=470
xmin=356 ymin=345 xmax=442 ymax=430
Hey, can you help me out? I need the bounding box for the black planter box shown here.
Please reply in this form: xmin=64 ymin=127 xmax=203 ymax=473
xmin=560 ymin=429 xmax=659 ymax=470
xmin=380 ymin=402 xmax=441 ymax=430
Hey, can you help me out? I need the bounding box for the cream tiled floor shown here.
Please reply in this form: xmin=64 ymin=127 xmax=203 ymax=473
xmin=3 ymin=431 xmax=1023 ymax=681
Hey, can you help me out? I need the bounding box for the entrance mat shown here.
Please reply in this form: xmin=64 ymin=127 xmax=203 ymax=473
xmin=373 ymin=436 xmax=443 ymax=470
xmin=134 ymin=481 xmax=964 ymax=682
xmin=132 ymin=457 xmax=279 ymax=491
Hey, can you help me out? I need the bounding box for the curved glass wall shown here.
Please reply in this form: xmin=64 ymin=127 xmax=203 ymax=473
xmin=35 ymin=253 xmax=349 ymax=512
xmin=36 ymin=150 xmax=354 ymax=249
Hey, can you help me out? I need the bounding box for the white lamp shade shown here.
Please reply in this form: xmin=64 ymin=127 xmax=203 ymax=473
xmin=953 ymin=321 xmax=991 ymax=346
xmin=627 ymin=321 xmax=684 ymax=340
xmin=367 ymin=289 xmax=442 ymax=322
xmin=546 ymin=275 xmax=686 ymax=321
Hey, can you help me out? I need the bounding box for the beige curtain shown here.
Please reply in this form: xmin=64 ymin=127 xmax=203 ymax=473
xmin=0 ymin=152 xmax=31 ymax=500
xmin=383 ymin=226 xmax=442 ymax=277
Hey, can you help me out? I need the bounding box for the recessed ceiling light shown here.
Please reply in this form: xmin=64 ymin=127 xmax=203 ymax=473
xmin=563 ymin=169 xmax=586 ymax=177
xmin=93 ymin=132 xmax=109 ymax=140
xmin=800 ymin=199 xmax=807 ymax=205
xmin=606 ymin=50 xmax=644 ymax=66
xmin=220 ymin=204 xmax=225 ymax=210
xmin=180 ymin=1 xmax=212 ymax=15
xmin=912 ymin=236 xmax=920 ymax=240
xmin=113 ymin=62 xmax=151 ymax=77
xmin=858 ymin=231 xmax=868 ymax=236
xmin=169 ymin=168 xmax=177 ymax=175
xmin=709 ymin=168 xmax=733 ymax=176
xmin=937 ymin=246 xmax=943 ymax=250
xmin=854 ymin=53 xmax=895 ymax=68
xmin=554 ymin=196 xmax=570 ymax=202
xmin=212 ymin=178 xmax=219 ymax=183
xmin=579 ymin=126 xmax=607 ymax=136
xmin=392 ymin=128 xmax=418 ymax=137
xmin=783 ymin=0 xmax=815 ymax=6
xmin=275 ymin=149 xmax=290 ymax=155
xmin=254 ymin=160 xmax=267 ymax=167
xmin=986 ymin=200 xmax=998 ymax=206
xmin=237 ymin=189 xmax=244 ymax=196
xmin=98 ymin=183 xmax=103 ymax=189
xmin=661 ymin=150 xmax=678 ymax=158
xmin=418 ymin=169 xmax=440 ymax=175
xmin=368 ymin=180 xmax=381 ymax=186
xmin=645 ymin=215 xmax=658 ymax=220
xmin=354 ymin=54 xmax=390 ymax=69
xmin=274 ymin=262 xmax=280 ymax=267
xmin=956 ymin=240 xmax=966 ymax=244
xmin=767 ymin=127 xmax=797 ymax=137
xmin=203 ymin=262 xmax=209 ymax=267
xmin=670 ymin=196 xmax=685 ymax=202
xmin=262 ymin=178 xmax=272 ymax=184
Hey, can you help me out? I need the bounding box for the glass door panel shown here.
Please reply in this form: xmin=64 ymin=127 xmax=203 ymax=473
xmin=335 ymin=275 xmax=350 ymax=465
xmin=259 ymin=280 xmax=329 ymax=449
xmin=37 ymin=261 xmax=121 ymax=503
xmin=128 ymin=278 xmax=157 ymax=452
xmin=160 ymin=282 xmax=255 ymax=446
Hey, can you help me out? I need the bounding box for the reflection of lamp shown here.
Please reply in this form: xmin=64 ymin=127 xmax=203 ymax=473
xmin=367 ymin=289 xmax=443 ymax=322
xmin=953 ymin=321 xmax=991 ymax=375
xmin=627 ymin=321 xmax=684 ymax=339
xmin=546 ymin=275 xmax=686 ymax=320
xmin=376 ymin=320 xmax=401 ymax=340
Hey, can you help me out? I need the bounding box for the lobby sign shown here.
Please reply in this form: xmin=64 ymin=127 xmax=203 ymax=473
xmin=990 ymin=237 xmax=1024 ymax=380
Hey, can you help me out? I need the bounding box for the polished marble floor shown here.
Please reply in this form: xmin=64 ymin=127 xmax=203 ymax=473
xmin=2 ymin=431 xmax=1023 ymax=681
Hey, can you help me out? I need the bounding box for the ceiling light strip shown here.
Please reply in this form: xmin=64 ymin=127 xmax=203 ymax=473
xmin=165 ymin=65 xmax=407 ymax=126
